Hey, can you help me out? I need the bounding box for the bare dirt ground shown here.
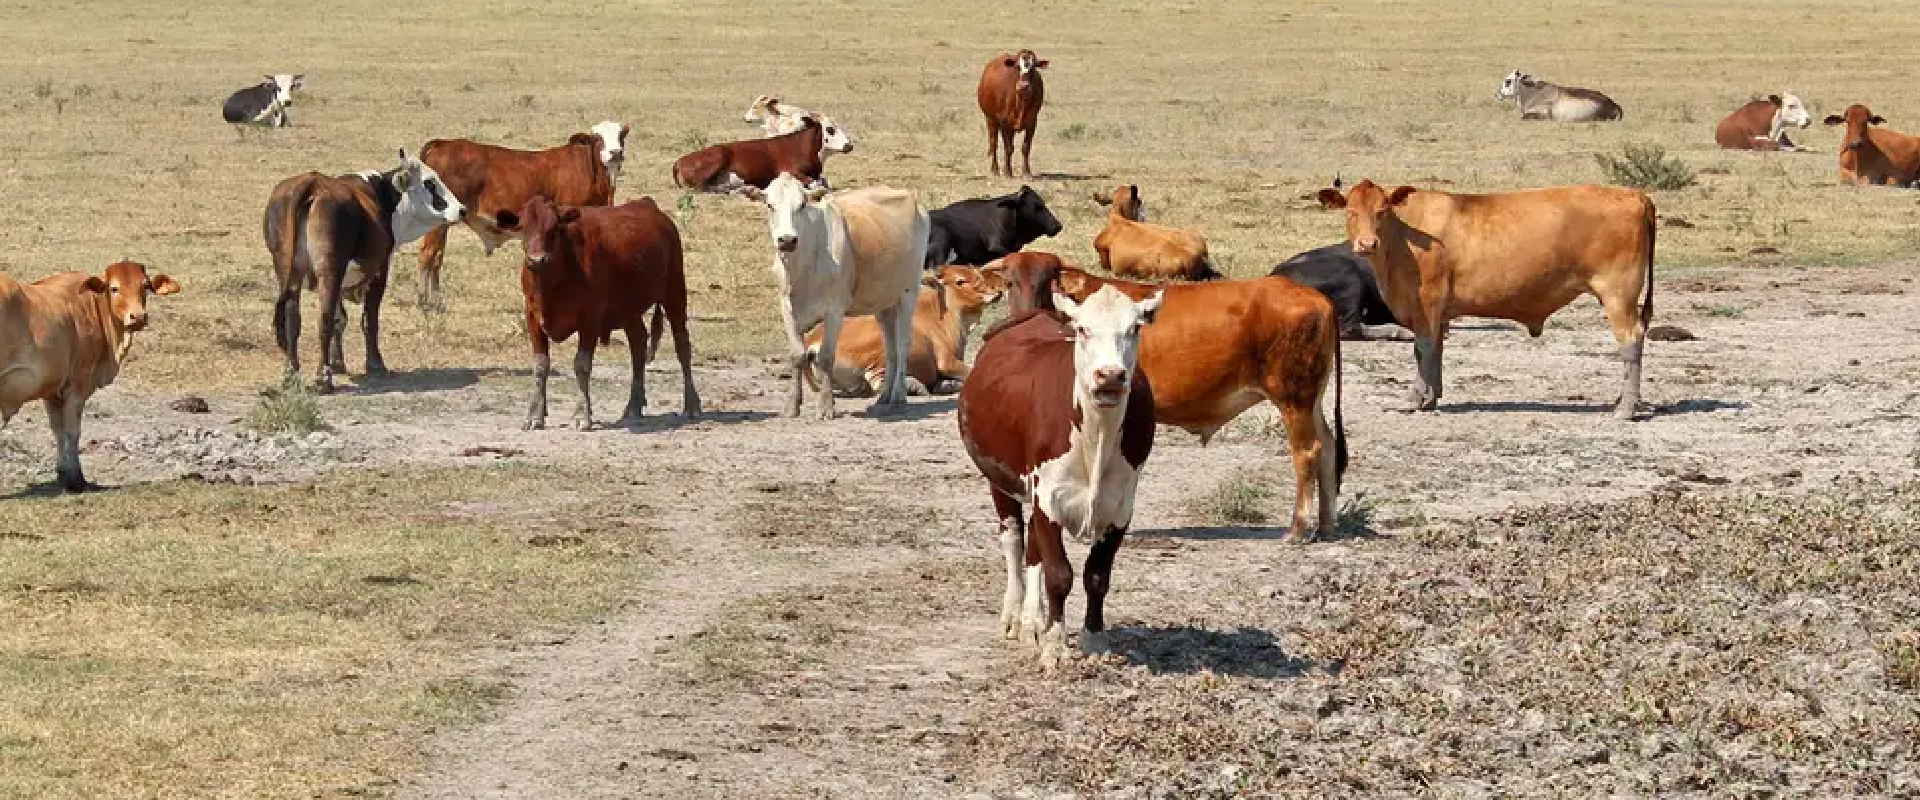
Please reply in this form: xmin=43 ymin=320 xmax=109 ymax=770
xmin=7 ymin=266 xmax=1915 ymax=797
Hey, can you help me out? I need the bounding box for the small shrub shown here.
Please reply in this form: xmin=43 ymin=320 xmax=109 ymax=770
xmin=1881 ymin=633 xmax=1919 ymax=691
xmin=1336 ymin=491 xmax=1377 ymax=535
xmin=1193 ymin=471 xmax=1271 ymax=525
xmin=249 ymin=383 xmax=326 ymax=435
xmin=679 ymin=129 xmax=709 ymax=151
xmin=675 ymin=192 xmax=697 ymax=230
xmin=1596 ymin=144 xmax=1696 ymax=190
xmin=1706 ymin=305 xmax=1744 ymax=319
xmin=1055 ymin=122 xmax=1089 ymax=141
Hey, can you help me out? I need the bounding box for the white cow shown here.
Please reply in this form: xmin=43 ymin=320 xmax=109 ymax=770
xmin=742 ymin=95 xmax=855 ymax=157
xmin=740 ymin=173 xmax=926 ymax=420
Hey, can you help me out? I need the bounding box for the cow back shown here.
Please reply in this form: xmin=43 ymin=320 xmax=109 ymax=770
xmin=423 ymin=138 xmax=612 ymax=216
xmin=0 ymin=273 xmax=115 ymax=416
xmin=828 ymin=188 xmax=928 ymax=313
xmin=1715 ymin=100 xmax=1776 ymax=149
xmin=524 ymin=198 xmax=682 ymax=344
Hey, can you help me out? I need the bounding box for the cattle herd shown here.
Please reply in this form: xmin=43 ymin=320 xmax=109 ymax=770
xmin=0 ymin=53 xmax=1904 ymax=669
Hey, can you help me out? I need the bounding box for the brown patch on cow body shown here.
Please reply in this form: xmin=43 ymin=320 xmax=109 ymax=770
xmin=1823 ymin=104 xmax=1920 ymax=186
xmin=977 ymin=50 xmax=1047 ymax=178
xmin=671 ymin=119 xmax=825 ymax=192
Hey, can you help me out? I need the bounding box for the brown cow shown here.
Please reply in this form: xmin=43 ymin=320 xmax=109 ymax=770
xmin=802 ymin=264 xmax=1007 ymax=397
xmin=1318 ymin=179 xmax=1656 ymax=419
xmin=957 ymin=285 xmax=1161 ymax=670
xmin=673 ymin=118 xmax=827 ymax=193
xmin=0 ymin=261 xmax=179 ymax=491
xmin=416 ymin=122 xmax=628 ymax=310
xmin=1715 ymin=94 xmax=1812 ymax=151
xmin=977 ymin=50 xmax=1047 ymax=178
xmin=1822 ymin=104 xmax=1920 ymax=186
xmin=1091 ymin=184 xmax=1220 ymax=281
xmin=1000 ymin=252 xmax=1346 ymax=543
xmin=492 ymin=195 xmax=699 ymax=431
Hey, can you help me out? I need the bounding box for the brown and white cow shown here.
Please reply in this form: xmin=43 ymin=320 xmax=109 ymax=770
xmin=266 ymin=150 xmax=466 ymax=392
xmin=0 ymin=261 xmax=179 ymax=491
xmin=1822 ymin=104 xmax=1920 ymax=186
xmin=958 ymin=284 xmax=1162 ymax=670
xmin=1715 ymin=94 xmax=1813 ymax=151
xmin=1005 ymin=253 xmax=1346 ymax=542
xmin=674 ymin=119 xmax=829 ymax=193
xmin=491 ymin=195 xmax=699 ymax=430
xmin=1091 ymin=184 xmax=1220 ymax=282
xmin=1318 ymin=179 xmax=1656 ymax=419
xmin=977 ymin=50 xmax=1047 ymax=178
xmin=415 ymin=122 xmax=628 ymax=309
xmin=741 ymin=95 xmax=856 ymax=157
xmin=802 ymin=264 xmax=1006 ymax=397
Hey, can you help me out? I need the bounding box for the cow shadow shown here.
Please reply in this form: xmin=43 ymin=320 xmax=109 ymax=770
xmin=340 ymin=368 xmax=491 ymax=396
xmin=2 ymin=481 xmax=120 ymax=500
xmin=1440 ymin=398 xmax=1747 ymax=417
xmin=1029 ymin=171 xmax=1112 ymax=182
xmin=1086 ymin=625 xmax=1314 ymax=678
xmin=855 ymin=396 xmax=956 ymax=422
xmin=608 ymin=408 xmax=773 ymax=433
xmin=1141 ymin=522 xmax=1384 ymax=544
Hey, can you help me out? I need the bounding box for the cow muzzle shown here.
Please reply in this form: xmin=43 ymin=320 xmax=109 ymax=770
xmin=124 ymin=312 xmax=148 ymax=331
xmin=775 ymin=235 xmax=798 ymax=253
xmin=526 ymin=253 xmax=550 ymax=269
xmin=1353 ymin=236 xmax=1379 ymax=256
xmin=1847 ymin=139 xmax=1866 ymax=151
xmin=1090 ymin=367 xmax=1128 ymax=407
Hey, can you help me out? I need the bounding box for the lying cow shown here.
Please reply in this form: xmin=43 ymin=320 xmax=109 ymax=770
xmin=674 ymin=118 xmax=840 ymax=193
xmin=1496 ymin=70 xmax=1623 ymax=122
xmin=265 ymin=149 xmax=466 ymax=392
xmin=415 ymin=122 xmax=628 ymax=309
xmin=0 ymin=261 xmax=179 ymax=492
xmin=978 ymin=50 xmax=1048 ymax=178
xmin=1822 ymin=104 xmax=1920 ymax=186
xmin=492 ymin=195 xmax=699 ymax=430
xmin=957 ymin=284 xmax=1162 ymax=669
xmin=802 ymin=264 xmax=1007 ymax=397
xmin=223 ymin=74 xmax=303 ymax=129
xmin=1715 ymin=93 xmax=1813 ymax=151
xmin=741 ymin=173 xmax=928 ymax=419
xmin=1318 ymin=179 xmax=1656 ymax=419
xmin=1092 ymin=184 xmax=1220 ymax=281
xmin=924 ymin=185 xmax=1062 ymax=269
xmin=1271 ymin=242 xmax=1409 ymax=341
xmin=741 ymin=95 xmax=855 ymax=158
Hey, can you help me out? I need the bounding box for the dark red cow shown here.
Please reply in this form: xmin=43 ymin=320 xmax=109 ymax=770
xmin=977 ymin=49 xmax=1048 ymax=178
xmin=492 ymin=195 xmax=699 ymax=431
xmin=957 ymin=283 xmax=1162 ymax=671
xmin=672 ymin=118 xmax=827 ymax=193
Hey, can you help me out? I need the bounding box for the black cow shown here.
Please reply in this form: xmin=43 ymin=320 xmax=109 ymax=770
xmin=1270 ymin=243 xmax=1409 ymax=341
xmin=925 ymin=185 xmax=1062 ymax=269
xmin=223 ymin=74 xmax=303 ymax=129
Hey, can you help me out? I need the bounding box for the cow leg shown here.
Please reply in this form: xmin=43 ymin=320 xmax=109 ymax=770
xmin=416 ymin=225 xmax=450 ymax=312
xmin=999 ymin=128 xmax=1017 ymax=180
xmin=1602 ymin=292 xmax=1648 ymax=420
xmin=326 ymin=305 xmax=349 ymax=373
xmin=1405 ymin=334 xmax=1444 ymax=411
xmin=571 ymin=342 xmax=597 ymax=431
xmin=525 ymin=311 xmax=551 ymax=430
xmin=986 ymin=120 xmax=1002 ymax=177
xmin=666 ymin=302 xmax=701 ymax=419
xmin=991 ymin=491 xmax=1026 ymax=641
xmin=779 ymin=296 xmax=810 ymax=418
xmin=359 ymin=260 xmax=390 ymax=377
xmin=1019 ymin=125 xmax=1037 ymax=179
xmin=1080 ymin=525 xmax=1127 ymax=654
xmin=273 ymin=287 xmax=303 ymax=380
xmin=1027 ymin=512 xmax=1073 ymax=671
xmin=45 ymin=396 xmax=88 ymax=492
xmin=312 ymin=263 xmax=346 ymax=394
xmin=617 ymin=317 xmax=649 ymax=426
xmin=872 ymin=291 xmax=915 ymax=408
xmin=1277 ymin=400 xmax=1330 ymax=544
xmin=810 ymin=313 xmax=843 ymax=421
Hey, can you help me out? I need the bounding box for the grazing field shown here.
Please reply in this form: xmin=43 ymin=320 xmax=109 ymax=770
xmin=1 ymin=0 xmax=1919 ymax=797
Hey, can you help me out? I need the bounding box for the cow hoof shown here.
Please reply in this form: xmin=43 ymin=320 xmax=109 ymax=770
xmin=1000 ymin=615 xmax=1020 ymax=641
xmin=523 ymin=419 xmax=546 ymax=431
xmin=309 ymin=380 xmax=336 ymax=396
xmin=1613 ymin=405 xmax=1640 ymax=421
xmin=363 ymin=364 xmax=390 ymax=379
xmin=1282 ymin=530 xmax=1317 ymax=546
xmin=683 ymin=397 xmax=702 ymax=420
xmin=573 ymin=418 xmax=595 ymax=432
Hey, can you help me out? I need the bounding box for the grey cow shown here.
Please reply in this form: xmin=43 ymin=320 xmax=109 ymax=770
xmin=1496 ymin=70 xmax=1623 ymax=122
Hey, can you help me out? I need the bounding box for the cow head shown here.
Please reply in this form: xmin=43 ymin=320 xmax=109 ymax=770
xmin=738 ymin=173 xmax=827 ymax=255
xmin=88 ymin=260 xmax=179 ymax=333
xmin=930 ymin=264 xmax=1007 ymax=318
xmin=387 ymin=147 xmax=466 ymax=244
xmin=1773 ymin=93 xmax=1811 ymax=129
xmin=1496 ymin=70 xmax=1530 ymax=100
xmin=1824 ymin=103 xmax=1884 ymax=151
xmin=490 ymin=195 xmax=579 ymax=271
xmin=745 ymin=95 xmax=780 ymax=125
xmin=1008 ymin=185 xmax=1063 ymax=239
xmin=1005 ymin=50 xmax=1048 ymax=92
xmin=1053 ymin=284 xmax=1160 ymax=410
xmin=1317 ymin=179 xmax=1416 ymax=257
xmin=590 ymin=120 xmax=629 ymax=180
xmin=266 ymin=73 xmax=303 ymax=107
xmin=1093 ymin=184 xmax=1145 ymax=223
xmin=810 ymin=114 xmax=854 ymax=155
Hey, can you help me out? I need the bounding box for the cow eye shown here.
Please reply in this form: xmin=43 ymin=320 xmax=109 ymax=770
xmin=109 ymin=285 xmax=120 ymax=294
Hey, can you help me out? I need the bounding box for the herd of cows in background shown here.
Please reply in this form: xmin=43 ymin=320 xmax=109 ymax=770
xmin=0 ymin=53 xmax=1909 ymax=667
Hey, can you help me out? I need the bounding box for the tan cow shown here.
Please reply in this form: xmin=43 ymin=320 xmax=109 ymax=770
xmin=0 ymin=261 xmax=179 ymax=491
xmin=1091 ymin=184 xmax=1220 ymax=282
xmin=802 ymin=264 xmax=1007 ymax=397
xmin=1822 ymin=104 xmax=1920 ymax=186
xmin=1317 ymin=179 xmax=1656 ymax=419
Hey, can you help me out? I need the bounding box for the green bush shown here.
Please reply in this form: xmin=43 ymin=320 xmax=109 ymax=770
xmin=1595 ymin=144 xmax=1696 ymax=190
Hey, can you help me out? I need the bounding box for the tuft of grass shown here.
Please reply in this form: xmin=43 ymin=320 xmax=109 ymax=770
xmin=1883 ymin=633 xmax=1920 ymax=691
xmin=1336 ymin=491 xmax=1377 ymax=535
xmin=1706 ymin=304 xmax=1745 ymax=319
xmin=247 ymin=382 xmax=327 ymax=435
xmin=1192 ymin=470 xmax=1272 ymax=525
xmin=1595 ymin=143 xmax=1696 ymax=190
xmin=1056 ymin=122 xmax=1089 ymax=141
xmin=678 ymin=129 xmax=709 ymax=151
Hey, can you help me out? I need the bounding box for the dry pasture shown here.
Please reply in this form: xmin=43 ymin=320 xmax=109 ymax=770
xmin=1 ymin=0 xmax=1918 ymax=797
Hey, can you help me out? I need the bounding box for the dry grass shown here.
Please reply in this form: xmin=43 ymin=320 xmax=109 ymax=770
xmin=0 ymin=466 xmax=651 ymax=799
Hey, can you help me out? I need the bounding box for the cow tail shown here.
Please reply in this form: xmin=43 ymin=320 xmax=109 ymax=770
xmin=646 ymin=305 xmax=666 ymax=364
xmin=1195 ymin=253 xmax=1224 ymax=281
xmin=1332 ymin=333 xmax=1348 ymax=488
xmin=800 ymin=345 xmax=821 ymax=393
xmin=1640 ymin=200 xmax=1656 ymax=334
xmin=271 ymin=189 xmax=307 ymax=354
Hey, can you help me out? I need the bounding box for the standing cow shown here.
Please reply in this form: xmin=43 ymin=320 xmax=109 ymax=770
xmin=1318 ymin=179 xmax=1656 ymax=418
xmin=739 ymin=173 xmax=927 ymax=419
xmin=265 ymin=149 xmax=466 ymax=392
xmin=958 ymin=284 xmax=1162 ymax=669
xmin=978 ymin=50 xmax=1048 ymax=178
xmin=1496 ymin=70 xmax=1623 ymax=122
xmin=1715 ymin=94 xmax=1813 ymax=151
xmin=491 ymin=195 xmax=699 ymax=430
xmin=924 ymin=185 xmax=1062 ymax=269
xmin=0 ymin=262 xmax=179 ymax=492
xmin=222 ymin=74 xmax=304 ymax=130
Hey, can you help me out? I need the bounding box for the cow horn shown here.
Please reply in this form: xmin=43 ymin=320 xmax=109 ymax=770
xmin=1332 ymin=173 xmax=1342 ymax=190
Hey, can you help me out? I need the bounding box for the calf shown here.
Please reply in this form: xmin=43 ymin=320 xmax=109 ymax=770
xmin=741 ymin=174 xmax=928 ymax=418
xmin=1716 ymin=94 xmax=1813 ymax=151
xmin=1496 ymin=70 xmax=1623 ymax=122
xmin=977 ymin=50 xmax=1047 ymax=178
xmin=1022 ymin=256 xmax=1345 ymax=542
xmin=924 ymin=185 xmax=1062 ymax=269
xmin=741 ymin=95 xmax=855 ymax=158
xmin=222 ymin=74 xmax=303 ymax=129
xmin=957 ymin=285 xmax=1162 ymax=670
xmin=1822 ymin=104 xmax=1920 ymax=186
xmin=1271 ymin=242 xmax=1408 ymax=340
xmin=1318 ymin=179 xmax=1656 ymax=418
xmin=802 ymin=264 xmax=1007 ymax=397
xmin=1092 ymin=184 xmax=1220 ymax=281
xmin=675 ymin=118 xmax=831 ymax=193
xmin=0 ymin=261 xmax=179 ymax=491
xmin=416 ymin=122 xmax=628 ymax=309
xmin=492 ymin=195 xmax=698 ymax=430
xmin=265 ymin=149 xmax=466 ymax=392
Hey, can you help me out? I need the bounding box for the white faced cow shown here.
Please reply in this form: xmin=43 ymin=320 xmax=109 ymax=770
xmin=741 ymin=95 xmax=855 ymax=157
xmin=223 ymin=74 xmax=304 ymax=130
xmin=740 ymin=173 xmax=926 ymax=420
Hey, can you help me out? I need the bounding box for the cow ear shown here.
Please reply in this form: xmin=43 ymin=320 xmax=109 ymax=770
xmin=1870 ymin=115 xmax=1887 ymax=125
xmin=81 ymin=276 xmax=108 ymax=294
xmin=1052 ymin=293 xmax=1079 ymax=319
xmin=148 ymin=274 xmax=181 ymax=296
xmin=1387 ymin=186 xmax=1417 ymax=206
xmin=921 ymin=271 xmax=943 ymax=290
xmin=1034 ymin=60 xmax=1049 ymax=69
xmin=1092 ymin=191 xmax=1112 ymax=205
xmin=568 ymin=133 xmax=596 ymax=146
xmin=1767 ymin=94 xmax=1781 ymax=105
xmin=1002 ymin=57 xmax=1017 ymax=67
xmin=1135 ymin=293 xmax=1163 ymax=324
xmin=557 ymin=208 xmax=581 ymax=225
xmin=1824 ymin=114 xmax=1846 ymax=126
xmin=493 ymin=211 xmax=520 ymax=231
xmin=1316 ymin=188 xmax=1348 ymax=210
xmin=619 ymin=125 xmax=630 ymax=147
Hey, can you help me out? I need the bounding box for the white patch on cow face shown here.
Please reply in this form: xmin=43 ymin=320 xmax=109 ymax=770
xmin=269 ymin=74 xmax=300 ymax=107
xmin=745 ymin=95 xmax=774 ymax=125
xmin=1053 ymin=285 xmax=1162 ymax=410
xmin=1018 ymin=52 xmax=1037 ymax=75
xmin=814 ymin=115 xmax=853 ymax=155
xmin=389 ymin=150 xmax=465 ymax=244
xmin=1497 ymin=70 xmax=1527 ymax=99
xmin=591 ymin=120 xmax=627 ymax=182
xmin=753 ymin=173 xmax=819 ymax=255
xmin=1778 ymin=93 xmax=1811 ymax=129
